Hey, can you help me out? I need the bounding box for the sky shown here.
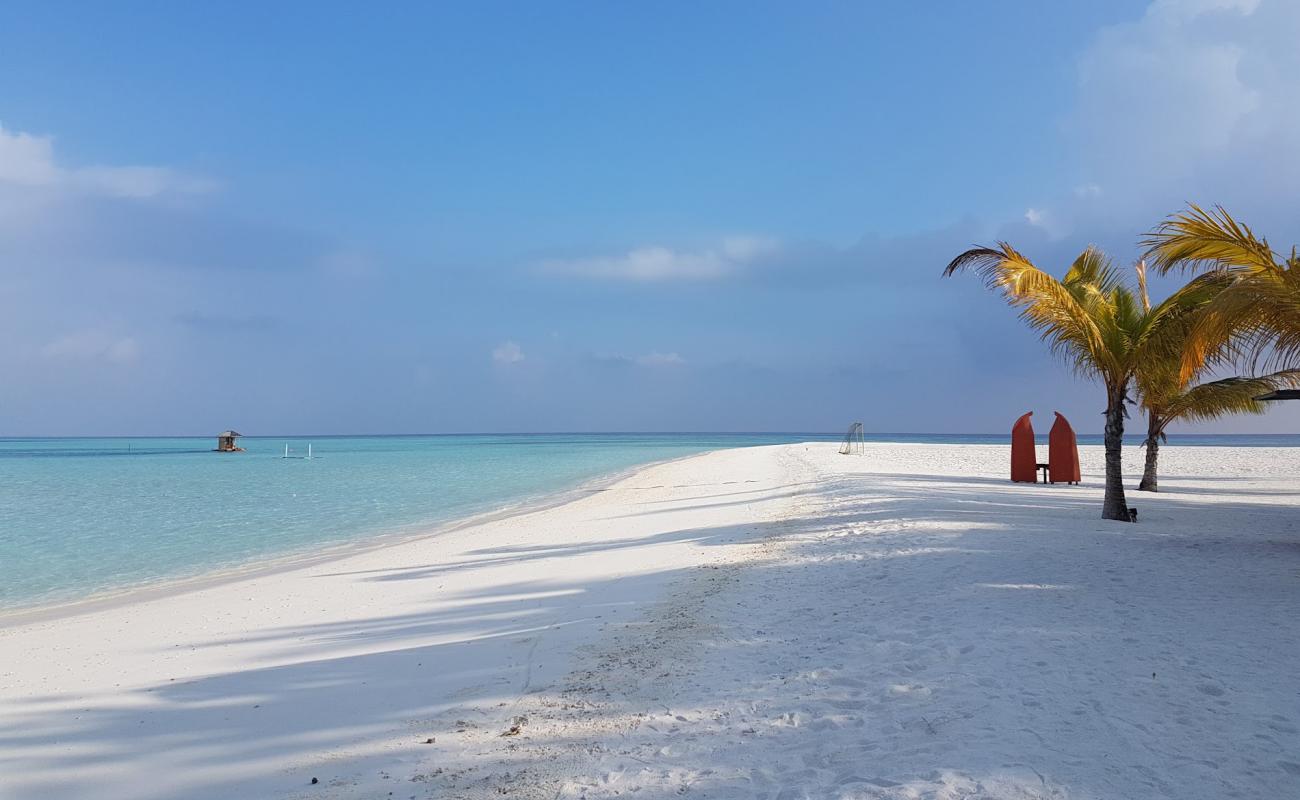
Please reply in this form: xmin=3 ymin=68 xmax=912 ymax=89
xmin=2 ymin=0 xmax=1299 ymax=435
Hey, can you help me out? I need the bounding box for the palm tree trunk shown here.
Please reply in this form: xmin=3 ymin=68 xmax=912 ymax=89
xmin=1102 ymin=385 xmax=1132 ymax=521
xmin=1138 ymin=414 xmax=1161 ymax=492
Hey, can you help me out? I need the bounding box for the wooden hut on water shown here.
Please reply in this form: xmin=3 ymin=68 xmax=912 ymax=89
xmin=215 ymin=430 xmax=245 ymax=452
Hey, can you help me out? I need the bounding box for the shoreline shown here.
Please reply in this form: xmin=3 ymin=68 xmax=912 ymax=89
xmin=2 ymin=441 xmax=1297 ymax=799
xmin=0 ymin=446 xmax=723 ymax=629
xmin=7 ymin=438 xmax=1297 ymax=628
xmin=0 ymin=443 xmax=804 ymax=800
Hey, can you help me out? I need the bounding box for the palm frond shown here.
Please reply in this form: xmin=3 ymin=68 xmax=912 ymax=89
xmin=1135 ymin=271 xmax=1236 ymax=375
xmin=1162 ymin=370 xmax=1300 ymax=426
xmin=1136 ymin=259 xmax=1151 ymax=313
xmin=1064 ymin=246 xmax=1124 ymax=294
xmin=944 ymin=244 xmax=1112 ymax=379
xmin=1142 ymin=204 xmax=1279 ymax=276
xmin=1180 ymin=274 xmax=1300 ymax=379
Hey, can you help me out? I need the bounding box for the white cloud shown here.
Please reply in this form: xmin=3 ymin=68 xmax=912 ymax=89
xmin=538 ymin=236 xmax=778 ymax=282
xmin=40 ymin=331 xmax=140 ymax=364
xmin=492 ymin=340 xmax=525 ymax=364
xmin=0 ymin=123 xmax=214 ymax=199
xmin=635 ymin=351 xmax=685 ymax=367
xmin=1023 ymin=207 xmax=1072 ymax=240
xmin=541 ymin=246 xmax=728 ymax=281
xmin=1075 ymin=1 xmax=1261 ymax=181
xmin=1150 ymin=0 xmax=1258 ymax=24
xmin=0 ymin=126 xmax=60 ymax=186
xmin=1045 ymin=0 xmax=1300 ymax=229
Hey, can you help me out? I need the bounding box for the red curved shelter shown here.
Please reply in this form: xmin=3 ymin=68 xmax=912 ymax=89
xmin=1048 ymin=412 xmax=1081 ymax=484
xmin=1011 ymin=412 xmax=1037 ymax=483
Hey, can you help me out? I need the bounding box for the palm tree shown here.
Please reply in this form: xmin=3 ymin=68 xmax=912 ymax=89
xmin=1136 ymin=374 xmax=1300 ymax=491
xmin=1142 ymin=204 xmax=1300 ymax=379
xmin=1131 ymin=261 xmax=1300 ymax=491
xmin=944 ymin=244 xmax=1221 ymax=521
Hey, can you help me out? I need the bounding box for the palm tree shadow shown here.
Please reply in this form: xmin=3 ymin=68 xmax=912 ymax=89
xmin=2 ymin=468 xmax=1296 ymax=798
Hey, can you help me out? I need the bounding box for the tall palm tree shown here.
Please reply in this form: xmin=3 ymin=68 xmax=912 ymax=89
xmin=1132 ymin=262 xmax=1300 ymax=491
xmin=1142 ymin=204 xmax=1300 ymax=379
xmin=944 ymin=244 xmax=1218 ymax=521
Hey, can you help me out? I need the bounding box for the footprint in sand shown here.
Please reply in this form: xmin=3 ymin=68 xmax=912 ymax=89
xmin=828 ymin=699 xmax=867 ymax=710
xmin=887 ymin=683 xmax=931 ymax=699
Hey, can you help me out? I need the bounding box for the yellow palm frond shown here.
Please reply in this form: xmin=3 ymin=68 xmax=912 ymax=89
xmin=1161 ymin=370 xmax=1300 ymax=427
xmin=1134 ymin=271 xmax=1236 ymax=374
xmin=1142 ymin=204 xmax=1278 ymax=276
xmin=944 ymin=244 xmax=1115 ymax=380
xmin=1142 ymin=206 xmax=1300 ymax=381
xmin=1136 ymin=260 xmax=1151 ymax=313
xmin=1063 ymin=246 xmax=1125 ymax=294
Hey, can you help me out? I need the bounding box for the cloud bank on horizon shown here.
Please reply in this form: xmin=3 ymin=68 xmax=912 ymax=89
xmin=0 ymin=0 xmax=1297 ymax=435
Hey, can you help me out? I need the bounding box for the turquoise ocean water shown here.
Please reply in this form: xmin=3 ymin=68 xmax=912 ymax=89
xmin=1 ymin=432 xmax=1295 ymax=611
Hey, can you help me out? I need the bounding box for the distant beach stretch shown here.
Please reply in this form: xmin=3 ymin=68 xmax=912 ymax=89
xmin=2 ymin=440 xmax=1297 ymax=799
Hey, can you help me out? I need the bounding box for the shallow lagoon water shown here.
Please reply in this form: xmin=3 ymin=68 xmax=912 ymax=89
xmin=0 ymin=434 xmax=832 ymax=609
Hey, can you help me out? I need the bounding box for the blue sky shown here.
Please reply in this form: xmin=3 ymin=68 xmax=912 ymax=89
xmin=2 ymin=0 xmax=1298 ymax=435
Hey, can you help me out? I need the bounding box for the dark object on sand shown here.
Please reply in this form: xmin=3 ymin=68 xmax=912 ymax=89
xmin=1128 ymin=507 xmax=1138 ymax=522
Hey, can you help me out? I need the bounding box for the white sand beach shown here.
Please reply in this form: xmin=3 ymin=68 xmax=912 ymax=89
xmin=2 ymin=442 xmax=1298 ymax=799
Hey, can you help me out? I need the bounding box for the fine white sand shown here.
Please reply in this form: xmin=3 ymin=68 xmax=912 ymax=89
xmin=1 ymin=442 xmax=1298 ymax=799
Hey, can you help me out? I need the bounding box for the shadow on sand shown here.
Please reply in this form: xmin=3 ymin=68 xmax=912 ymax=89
xmin=1 ymin=465 xmax=1297 ymax=800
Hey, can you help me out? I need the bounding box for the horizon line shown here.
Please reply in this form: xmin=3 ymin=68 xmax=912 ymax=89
xmin=4 ymin=430 xmax=1299 ymax=440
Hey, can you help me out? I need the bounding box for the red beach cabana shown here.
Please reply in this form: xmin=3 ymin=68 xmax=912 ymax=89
xmin=1048 ymin=412 xmax=1080 ymax=484
xmin=1011 ymin=412 xmax=1037 ymax=483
